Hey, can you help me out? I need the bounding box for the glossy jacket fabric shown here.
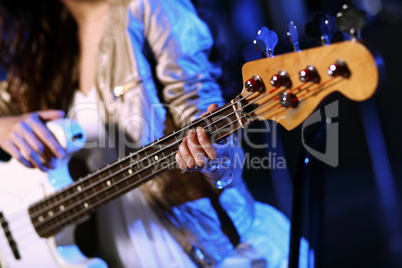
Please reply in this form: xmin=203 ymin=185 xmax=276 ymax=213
xmin=90 ymin=0 xmax=256 ymax=266
xmin=0 ymin=0 xmax=256 ymax=266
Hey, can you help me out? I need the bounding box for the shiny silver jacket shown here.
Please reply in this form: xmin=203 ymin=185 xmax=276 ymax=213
xmin=0 ymin=0 xmax=255 ymax=266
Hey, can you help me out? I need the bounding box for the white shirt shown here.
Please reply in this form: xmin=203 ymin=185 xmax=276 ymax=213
xmin=69 ymin=88 xmax=196 ymax=267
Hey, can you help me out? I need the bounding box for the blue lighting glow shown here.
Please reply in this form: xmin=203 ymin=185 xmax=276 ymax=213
xmin=304 ymin=157 xmax=309 ymax=164
xmin=57 ymin=245 xmax=107 ymax=267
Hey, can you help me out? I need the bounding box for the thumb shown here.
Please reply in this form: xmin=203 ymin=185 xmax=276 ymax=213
xmin=37 ymin=110 xmax=65 ymax=121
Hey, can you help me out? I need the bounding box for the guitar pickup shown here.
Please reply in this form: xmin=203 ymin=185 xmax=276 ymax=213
xmin=0 ymin=212 xmax=20 ymax=260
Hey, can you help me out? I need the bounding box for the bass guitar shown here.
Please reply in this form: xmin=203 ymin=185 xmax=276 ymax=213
xmin=0 ymin=38 xmax=379 ymax=267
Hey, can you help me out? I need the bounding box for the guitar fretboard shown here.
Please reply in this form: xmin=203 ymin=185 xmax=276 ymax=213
xmin=28 ymin=102 xmax=244 ymax=238
xmin=27 ymin=40 xmax=378 ymax=239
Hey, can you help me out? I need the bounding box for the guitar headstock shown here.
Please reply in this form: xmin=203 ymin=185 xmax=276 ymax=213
xmin=240 ymin=40 xmax=378 ymax=130
xmin=237 ymin=7 xmax=378 ymax=131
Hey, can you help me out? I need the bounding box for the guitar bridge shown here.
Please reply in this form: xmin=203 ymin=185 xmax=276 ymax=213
xmin=0 ymin=212 xmax=20 ymax=260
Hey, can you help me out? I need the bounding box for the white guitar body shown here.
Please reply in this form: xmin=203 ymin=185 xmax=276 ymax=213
xmin=0 ymin=119 xmax=107 ymax=268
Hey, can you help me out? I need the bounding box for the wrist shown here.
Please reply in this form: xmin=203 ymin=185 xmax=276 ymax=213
xmin=202 ymin=138 xmax=235 ymax=189
xmin=204 ymin=159 xmax=234 ymax=189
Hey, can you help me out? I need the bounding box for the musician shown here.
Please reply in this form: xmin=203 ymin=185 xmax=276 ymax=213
xmin=0 ymin=0 xmax=290 ymax=266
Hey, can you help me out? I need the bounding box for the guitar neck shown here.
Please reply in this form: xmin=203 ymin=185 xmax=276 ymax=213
xmin=28 ymin=102 xmax=243 ymax=238
xmin=28 ymin=40 xmax=379 ymax=238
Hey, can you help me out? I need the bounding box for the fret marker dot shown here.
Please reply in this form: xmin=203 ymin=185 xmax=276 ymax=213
xmin=83 ymin=202 xmax=89 ymax=209
xmin=77 ymin=185 xmax=82 ymax=192
xmin=106 ymin=180 xmax=111 ymax=186
xmin=48 ymin=211 xmax=53 ymax=217
xmin=128 ymin=169 xmax=133 ymax=174
xmin=154 ymin=155 xmax=159 ymax=161
xmin=38 ymin=216 xmax=44 ymax=222
xmin=59 ymin=205 xmax=65 ymax=211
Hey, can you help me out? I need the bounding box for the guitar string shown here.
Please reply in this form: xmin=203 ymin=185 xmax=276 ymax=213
xmin=1 ymin=211 xmax=36 ymax=233
xmin=0 ymin=213 xmax=37 ymax=259
xmin=26 ymin=92 xmax=249 ymax=205
xmin=12 ymin=77 xmax=335 ymax=240
xmin=1 ymin=144 xmax=240 ymax=259
xmin=31 ymin=82 xmax=316 ymax=235
xmin=3 ymin=90 xmax=253 ymax=225
xmin=0 ymin=209 xmax=38 ymax=259
xmin=2 ymin=154 xmax=183 ymax=248
xmin=28 ymin=112 xmax=235 ymax=214
xmin=34 ymin=80 xmax=324 ymax=236
xmin=9 ymin=80 xmax=304 ymax=239
xmin=34 ymin=116 xmax=243 ymax=237
xmin=0 ymin=212 xmax=44 ymax=251
xmin=0 ymin=224 xmax=52 ymax=260
xmin=37 ymin=76 xmax=339 ymax=217
xmin=28 ymin=91 xmax=258 ymax=216
xmin=259 ymin=77 xmax=339 ymax=121
xmin=5 ymin=118 xmax=237 ymax=236
xmin=0 ymin=204 xmax=42 ymax=255
xmin=10 ymin=72 xmax=357 ymax=262
xmin=34 ymin=85 xmax=294 ymax=235
xmin=2 ymin=96 xmax=249 ymax=240
xmin=11 ymin=80 xmax=334 ymax=248
xmin=0 ymin=208 xmax=27 ymax=225
xmin=36 ymin=128 xmax=242 ymax=238
xmin=29 ymin=87 xmax=281 ymax=220
xmin=6 ymin=108 xmax=242 ymax=240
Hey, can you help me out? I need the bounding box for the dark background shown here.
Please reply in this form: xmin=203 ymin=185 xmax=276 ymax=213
xmin=196 ymin=0 xmax=402 ymax=267
xmin=1 ymin=0 xmax=401 ymax=267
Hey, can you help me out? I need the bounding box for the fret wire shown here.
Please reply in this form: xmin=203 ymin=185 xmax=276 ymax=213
xmin=30 ymin=129 xmax=186 ymax=218
xmin=213 ymin=117 xmax=220 ymax=134
xmin=91 ymin=178 xmax=103 ymax=201
xmin=93 ymin=174 xmax=100 ymax=202
xmin=38 ymin=104 xmax=234 ymax=238
xmin=30 ymin=106 xmax=240 ymax=221
xmin=121 ymin=162 xmax=130 ymax=188
xmin=31 ymin=94 xmax=261 ymax=233
xmin=108 ymin=165 xmax=120 ymax=195
xmin=113 ymin=104 xmax=234 ymax=164
xmin=133 ymin=155 xmax=142 ymax=181
xmin=34 ymin=85 xmax=286 ymax=236
xmin=34 ymin=113 xmax=241 ymax=236
xmin=32 ymin=117 xmax=228 ymax=232
xmin=100 ymin=172 xmax=109 ymax=201
xmin=32 ymin=148 xmax=177 ymax=228
xmin=31 ymin=136 xmax=180 ymax=219
xmin=32 ymin=89 xmax=264 ymax=212
xmin=37 ymin=156 xmax=180 ymax=237
xmin=109 ymin=91 xmax=254 ymax=165
xmin=37 ymin=144 xmax=232 ymax=237
xmin=82 ymin=179 xmax=89 ymax=210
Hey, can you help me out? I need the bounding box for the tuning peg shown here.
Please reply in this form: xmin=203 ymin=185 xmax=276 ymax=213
xmin=287 ymin=20 xmax=300 ymax=52
xmin=304 ymin=13 xmax=337 ymax=45
xmin=253 ymin=26 xmax=278 ymax=58
xmin=336 ymin=4 xmax=367 ymax=40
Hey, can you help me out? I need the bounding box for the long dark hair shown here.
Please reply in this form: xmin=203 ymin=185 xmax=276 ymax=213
xmin=0 ymin=0 xmax=78 ymax=113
